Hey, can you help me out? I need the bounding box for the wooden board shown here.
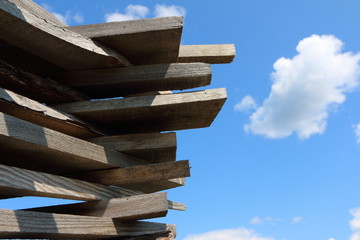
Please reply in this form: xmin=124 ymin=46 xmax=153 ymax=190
xmin=88 ymin=132 xmax=176 ymax=163
xmin=23 ymin=192 xmax=169 ymax=220
xmin=0 ymin=112 xmax=148 ymax=174
xmin=178 ymin=44 xmax=236 ymax=64
xmin=0 ymin=0 xmax=131 ymax=70
xmin=0 ymin=60 xmax=88 ymax=104
xmin=120 ymin=178 xmax=186 ymax=194
xmin=52 ymin=88 xmax=228 ymax=134
xmin=0 ymin=208 xmax=175 ymax=239
xmin=69 ymin=160 xmax=190 ymax=186
xmin=56 ymin=63 xmax=211 ymax=99
xmin=68 ymin=17 xmax=183 ymax=65
xmin=0 ymin=88 xmax=102 ymax=138
xmin=0 ymin=164 xmax=129 ymax=201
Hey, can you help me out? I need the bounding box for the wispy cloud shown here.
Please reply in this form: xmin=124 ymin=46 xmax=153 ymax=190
xmin=105 ymin=5 xmax=149 ymax=22
xmin=250 ymin=216 xmax=280 ymax=226
xmin=154 ymin=4 xmax=186 ymax=17
xmin=354 ymin=123 xmax=360 ymax=144
xmin=291 ymin=216 xmax=303 ymax=224
xmin=350 ymin=208 xmax=360 ymax=240
xmin=235 ymin=95 xmax=257 ymax=113
xmin=244 ymin=35 xmax=360 ymax=139
xmin=42 ymin=3 xmax=84 ymax=25
xmin=183 ymin=227 xmax=274 ymax=240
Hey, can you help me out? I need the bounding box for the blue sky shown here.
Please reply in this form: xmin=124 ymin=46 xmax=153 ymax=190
xmin=4 ymin=0 xmax=360 ymax=239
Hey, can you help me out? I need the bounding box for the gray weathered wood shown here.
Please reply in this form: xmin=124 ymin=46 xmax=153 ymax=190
xmin=0 ymin=208 xmax=175 ymax=239
xmin=178 ymin=44 xmax=236 ymax=64
xmin=68 ymin=17 xmax=183 ymax=65
xmin=121 ymin=178 xmax=186 ymax=194
xmin=0 ymin=60 xmax=88 ymax=104
xmin=56 ymin=63 xmax=211 ymax=98
xmin=23 ymin=192 xmax=169 ymax=220
xmin=69 ymin=160 xmax=190 ymax=186
xmin=0 ymin=88 xmax=103 ymax=138
xmin=0 ymin=0 xmax=131 ymax=70
xmin=52 ymin=88 xmax=228 ymax=134
xmin=0 ymin=112 xmax=148 ymax=174
xmin=0 ymin=164 xmax=129 ymax=201
xmin=88 ymin=132 xmax=176 ymax=163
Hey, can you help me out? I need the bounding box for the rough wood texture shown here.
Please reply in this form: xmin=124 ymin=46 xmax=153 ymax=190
xmin=178 ymin=44 xmax=236 ymax=64
xmin=68 ymin=17 xmax=183 ymax=65
xmin=0 ymin=112 xmax=149 ymax=174
xmin=0 ymin=88 xmax=103 ymax=138
xmin=0 ymin=208 xmax=175 ymax=239
xmin=0 ymin=0 xmax=131 ymax=70
xmin=0 ymin=60 xmax=88 ymax=104
xmin=52 ymin=88 xmax=228 ymax=134
xmin=23 ymin=192 xmax=169 ymax=220
xmin=69 ymin=160 xmax=190 ymax=186
xmin=0 ymin=164 xmax=130 ymax=201
xmin=121 ymin=178 xmax=186 ymax=194
xmin=88 ymin=132 xmax=176 ymax=163
xmin=56 ymin=63 xmax=211 ymax=99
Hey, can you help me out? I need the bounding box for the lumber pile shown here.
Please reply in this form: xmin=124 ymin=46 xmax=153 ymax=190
xmin=0 ymin=0 xmax=235 ymax=239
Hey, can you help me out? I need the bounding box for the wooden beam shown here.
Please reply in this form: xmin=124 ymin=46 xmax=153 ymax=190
xmin=0 ymin=112 xmax=148 ymax=174
xmin=56 ymin=63 xmax=212 ymax=99
xmin=69 ymin=160 xmax=190 ymax=186
xmin=52 ymin=88 xmax=228 ymax=134
xmin=0 ymin=60 xmax=88 ymax=104
xmin=0 ymin=164 xmax=128 ymax=201
xmin=0 ymin=208 xmax=175 ymax=239
xmin=23 ymin=192 xmax=169 ymax=220
xmin=88 ymin=132 xmax=176 ymax=163
xmin=121 ymin=178 xmax=186 ymax=194
xmin=178 ymin=44 xmax=236 ymax=64
xmin=0 ymin=88 xmax=103 ymax=138
xmin=0 ymin=0 xmax=131 ymax=70
xmin=67 ymin=17 xmax=183 ymax=65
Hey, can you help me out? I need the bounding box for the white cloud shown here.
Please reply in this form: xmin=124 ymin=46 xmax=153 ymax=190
xmin=105 ymin=5 xmax=149 ymax=22
xmin=350 ymin=208 xmax=360 ymax=240
xmin=250 ymin=216 xmax=263 ymax=225
xmin=235 ymin=95 xmax=257 ymax=113
xmin=154 ymin=4 xmax=186 ymax=17
xmin=354 ymin=123 xmax=360 ymax=144
xmin=183 ymin=227 xmax=274 ymax=240
xmin=245 ymin=35 xmax=360 ymax=139
xmin=328 ymin=238 xmax=336 ymax=240
xmin=291 ymin=216 xmax=302 ymax=223
xmin=42 ymin=3 xmax=84 ymax=25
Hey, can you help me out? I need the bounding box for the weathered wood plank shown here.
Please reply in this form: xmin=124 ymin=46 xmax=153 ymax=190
xmin=0 ymin=112 xmax=148 ymax=174
xmin=178 ymin=44 xmax=236 ymax=64
xmin=0 ymin=60 xmax=88 ymax=104
xmin=0 ymin=88 xmax=103 ymax=138
xmin=69 ymin=160 xmax=190 ymax=186
xmin=56 ymin=63 xmax=211 ymax=98
xmin=0 ymin=164 xmax=129 ymax=201
xmin=88 ymin=132 xmax=176 ymax=163
xmin=68 ymin=17 xmax=183 ymax=65
xmin=114 ymin=178 xmax=186 ymax=194
xmin=0 ymin=0 xmax=131 ymax=70
xmin=23 ymin=192 xmax=169 ymax=220
xmin=0 ymin=113 xmax=184 ymax=192
xmin=52 ymin=88 xmax=228 ymax=134
xmin=0 ymin=208 xmax=175 ymax=239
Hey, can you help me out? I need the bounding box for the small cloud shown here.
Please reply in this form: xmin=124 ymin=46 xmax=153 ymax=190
xmin=42 ymin=3 xmax=84 ymax=25
xmin=245 ymin=35 xmax=360 ymax=139
xmin=250 ymin=216 xmax=263 ymax=225
xmin=328 ymin=238 xmax=336 ymax=240
xmin=154 ymin=4 xmax=186 ymax=17
xmin=183 ymin=227 xmax=274 ymax=240
xmin=350 ymin=208 xmax=360 ymax=240
xmin=105 ymin=5 xmax=149 ymax=22
xmin=354 ymin=123 xmax=360 ymax=144
xmin=291 ymin=217 xmax=302 ymax=224
xmin=235 ymin=95 xmax=257 ymax=113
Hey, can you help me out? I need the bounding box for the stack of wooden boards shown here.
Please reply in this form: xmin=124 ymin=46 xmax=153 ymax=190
xmin=0 ymin=0 xmax=235 ymax=239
